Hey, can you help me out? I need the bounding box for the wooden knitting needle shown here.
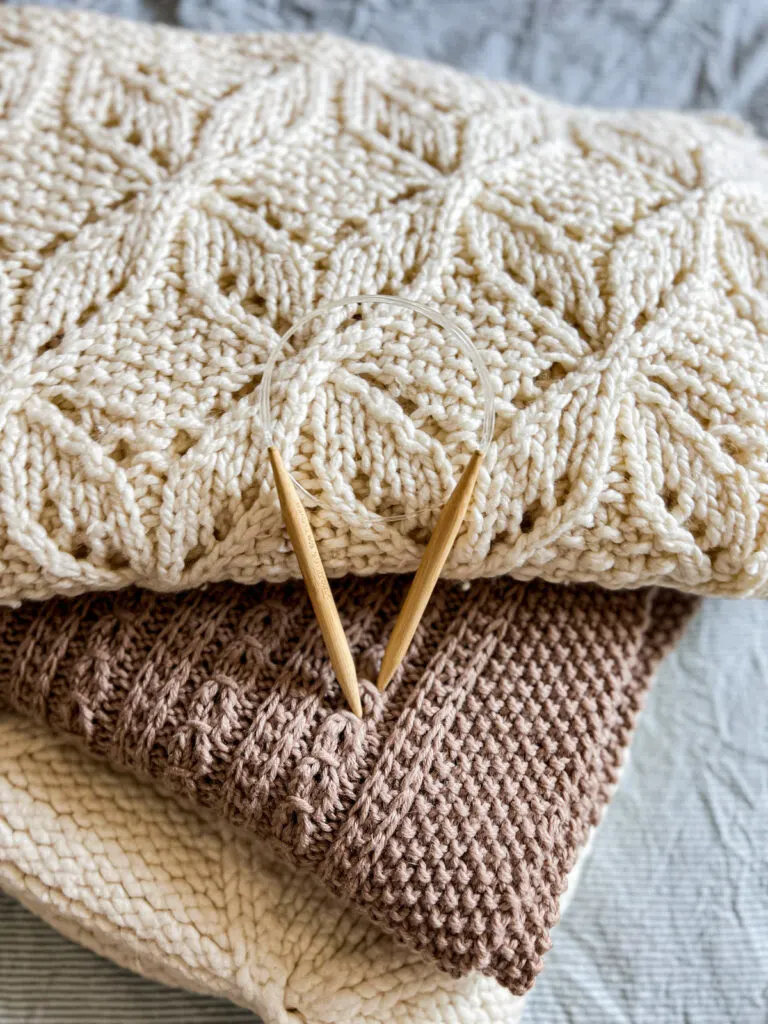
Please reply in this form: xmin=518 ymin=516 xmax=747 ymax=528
xmin=377 ymin=449 xmax=484 ymax=691
xmin=268 ymin=446 xmax=362 ymax=717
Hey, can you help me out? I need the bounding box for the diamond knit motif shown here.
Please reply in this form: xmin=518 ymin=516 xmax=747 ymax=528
xmin=1 ymin=7 xmax=768 ymax=601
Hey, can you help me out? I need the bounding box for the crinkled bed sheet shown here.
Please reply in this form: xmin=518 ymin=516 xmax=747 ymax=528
xmin=2 ymin=2 xmax=768 ymax=1023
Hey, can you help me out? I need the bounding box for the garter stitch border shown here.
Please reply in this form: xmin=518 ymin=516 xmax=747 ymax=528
xmin=0 ymin=573 xmax=697 ymax=992
xmin=1 ymin=7 xmax=768 ymax=602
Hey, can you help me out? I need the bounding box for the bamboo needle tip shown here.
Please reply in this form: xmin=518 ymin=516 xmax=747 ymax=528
xmin=268 ymin=444 xmax=363 ymax=717
xmin=377 ymin=449 xmax=485 ymax=692
xmin=346 ymin=683 xmax=363 ymax=717
xmin=376 ymin=662 xmax=394 ymax=692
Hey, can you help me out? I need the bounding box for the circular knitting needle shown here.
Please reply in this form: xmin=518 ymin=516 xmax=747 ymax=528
xmin=269 ymin=446 xmax=362 ymax=717
xmin=377 ymin=449 xmax=484 ymax=691
xmin=260 ymin=295 xmax=494 ymax=706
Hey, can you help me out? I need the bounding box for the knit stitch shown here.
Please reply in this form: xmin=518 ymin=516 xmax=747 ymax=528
xmin=0 ymin=7 xmax=767 ymax=601
xmin=0 ymin=574 xmax=697 ymax=992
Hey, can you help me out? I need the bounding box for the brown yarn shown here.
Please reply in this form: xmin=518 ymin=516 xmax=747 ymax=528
xmin=0 ymin=576 xmax=696 ymax=993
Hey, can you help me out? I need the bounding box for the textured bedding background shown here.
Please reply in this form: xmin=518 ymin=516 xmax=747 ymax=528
xmin=1 ymin=2 xmax=767 ymax=1023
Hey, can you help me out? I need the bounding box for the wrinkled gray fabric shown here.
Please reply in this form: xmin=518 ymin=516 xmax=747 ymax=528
xmin=2 ymin=2 xmax=768 ymax=1024
xmin=0 ymin=893 xmax=255 ymax=1023
xmin=6 ymin=0 xmax=176 ymax=21
xmin=178 ymin=0 xmax=768 ymax=134
xmin=528 ymin=599 xmax=768 ymax=1024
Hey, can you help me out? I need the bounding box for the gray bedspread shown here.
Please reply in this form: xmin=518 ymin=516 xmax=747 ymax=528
xmin=2 ymin=2 xmax=768 ymax=1023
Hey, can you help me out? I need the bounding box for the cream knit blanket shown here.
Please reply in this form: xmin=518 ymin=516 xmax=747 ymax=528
xmin=1 ymin=7 xmax=768 ymax=601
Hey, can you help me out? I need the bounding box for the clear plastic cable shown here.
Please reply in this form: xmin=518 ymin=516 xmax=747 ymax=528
xmin=259 ymin=294 xmax=495 ymax=523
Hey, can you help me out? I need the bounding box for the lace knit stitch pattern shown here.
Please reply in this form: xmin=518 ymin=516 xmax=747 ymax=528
xmin=1 ymin=7 xmax=768 ymax=602
xmin=0 ymin=573 xmax=696 ymax=992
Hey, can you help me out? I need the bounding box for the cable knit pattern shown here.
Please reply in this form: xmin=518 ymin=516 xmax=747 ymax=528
xmin=0 ymin=713 xmax=531 ymax=1024
xmin=0 ymin=574 xmax=696 ymax=992
xmin=0 ymin=8 xmax=767 ymax=601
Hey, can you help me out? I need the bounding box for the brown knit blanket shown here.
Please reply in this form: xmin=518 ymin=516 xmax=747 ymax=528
xmin=0 ymin=576 xmax=696 ymax=993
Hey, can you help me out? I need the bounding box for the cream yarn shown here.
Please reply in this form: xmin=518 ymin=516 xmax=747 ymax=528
xmin=0 ymin=710 xmax=532 ymax=1024
xmin=1 ymin=7 xmax=768 ymax=602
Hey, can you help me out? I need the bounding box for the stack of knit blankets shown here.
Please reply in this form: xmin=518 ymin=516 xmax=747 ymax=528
xmin=1 ymin=7 xmax=767 ymax=1023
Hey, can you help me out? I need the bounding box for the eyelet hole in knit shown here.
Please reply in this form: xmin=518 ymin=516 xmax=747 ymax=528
xmin=105 ymin=550 xmax=130 ymax=571
xmin=259 ymin=206 xmax=281 ymax=231
xmin=408 ymin=524 xmax=432 ymax=546
xmin=533 ymin=361 xmax=568 ymax=390
xmin=106 ymin=279 xmax=127 ymax=301
xmin=40 ymin=331 xmax=64 ymax=354
xmin=672 ymin=267 xmax=687 ymax=287
xmin=690 ymin=519 xmax=717 ymax=550
xmin=337 ymin=314 xmax=365 ymax=333
xmin=218 ymin=272 xmax=238 ymax=295
xmin=110 ymin=439 xmax=131 ymax=463
xmin=389 ymin=184 xmax=429 ymax=205
xmin=72 ymin=540 xmax=90 ymax=560
xmin=174 ymin=430 xmax=196 ymax=455
xmin=351 ymin=471 xmax=371 ymax=501
xmin=184 ymin=544 xmax=205 ymax=569
xmin=563 ymin=223 xmax=585 ymax=242
xmin=662 ymin=488 xmax=678 ymax=512
xmin=242 ymin=289 xmax=269 ymax=316
xmin=152 ymin=149 xmax=171 ymax=171
xmin=39 ymin=233 xmax=73 ymax=258
xmin=520 ymin=502 xmax=541 ymax=534
xmin=395 ymin=394 xmax=418 ymax=417
xmin=333 ymin=219 xmax=363 ymax=243
xmin=213 ymin=511 xmax=233 ymax=542
xmin=75 ymin=303 xmax=98 ymax=328
xmin=52 ymin=395 xmax=76 ymax=415
xmin=232 ymin=374 xmax=263 ymax=403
